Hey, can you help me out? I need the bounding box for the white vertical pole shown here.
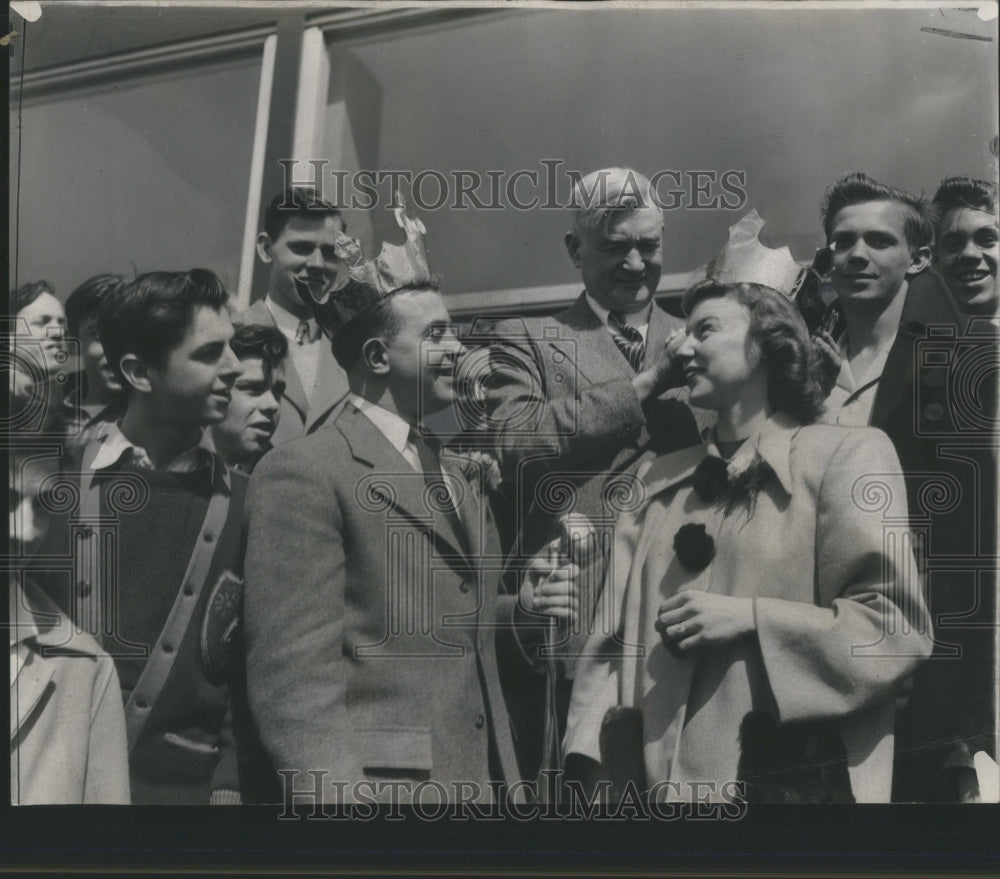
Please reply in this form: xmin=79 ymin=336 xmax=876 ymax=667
xmin=235 ymin=32 xmax=277 ymax=311
xmin=291 ymin=26 xmax=331 ymax=169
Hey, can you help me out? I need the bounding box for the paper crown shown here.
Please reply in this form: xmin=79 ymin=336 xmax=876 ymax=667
xmin=702 ymin=209 xmax=805 ymax=297
xmin=296 ymin=195 xmax=436 ymax=338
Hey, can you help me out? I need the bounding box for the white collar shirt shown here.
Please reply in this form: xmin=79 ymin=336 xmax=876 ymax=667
xmin=266 ymin=296 xmax=321 ymax=405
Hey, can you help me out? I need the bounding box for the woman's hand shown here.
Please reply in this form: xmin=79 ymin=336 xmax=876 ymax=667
xmin=655 ymin=590 xmax=755 ymax=652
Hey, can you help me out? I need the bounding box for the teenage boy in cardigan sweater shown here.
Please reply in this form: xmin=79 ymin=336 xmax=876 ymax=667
xmin=41 ymin=269 xmax=246 ymax=804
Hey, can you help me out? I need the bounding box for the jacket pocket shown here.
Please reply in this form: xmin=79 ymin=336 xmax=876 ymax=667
xmin=356 ymin=725 xmax=433 ymax=773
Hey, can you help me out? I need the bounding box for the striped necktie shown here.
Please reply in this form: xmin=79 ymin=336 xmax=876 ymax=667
xmin=295 ymin=319 xmax=319 ymax=345
xmin=608 ymin=311 xmax=645 ymax=372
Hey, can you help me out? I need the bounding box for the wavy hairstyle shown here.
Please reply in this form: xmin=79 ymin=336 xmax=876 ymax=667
xmin=930 ymin=177 xmax=998 ymax=222
xmin=821 ymin=172 xmax=932 ymax=252
xmin=682 ymin=280 xmax=827 ymax=425
xmin=97 ymin=268 xmax=230 ymax=387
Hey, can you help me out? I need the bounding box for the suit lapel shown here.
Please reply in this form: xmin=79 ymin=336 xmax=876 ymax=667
xmin=443 ymin=457 xmax=481 ymax=561
xmin=870 ymin=270 xmax=962 ymax=430
xmin=336 ymin=406 xmax=471 ymax=565
xmin=306 ymin=342 xmax=350 ymax=432
xmin=280 ymin=361 xmax=310 ymax=424
xmin=547 ymin=293 xmax=634 ymax=388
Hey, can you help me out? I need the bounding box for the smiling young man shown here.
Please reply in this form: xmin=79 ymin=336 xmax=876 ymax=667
xmin=899 ymin=175 xmax=1000 ymax=804
xmin=211 ymin=323 xmax=288 ymax=473
xmin=244 ymin=216 xmax=579 ymax=806
xmin=931 ymin=177 xmax=999 ymax=319
xmin=818 ymin=174 xmax=994 ymax=802
xmin=39 ymin=269 xmax=249 ymax=804
xmin=820 ymin=173 xmax=935 ymax=425
xmin=235 ymin=187 xmax=350 ymax=444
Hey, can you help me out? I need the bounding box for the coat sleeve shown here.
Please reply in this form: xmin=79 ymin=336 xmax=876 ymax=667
xmin=84 ymin=655 xmax=131 ymax=804
xmin=754 ymin=428 xmax=933 ymax=723
xmin=483 ymin=321 xmax=648 ymax=486
xmin=243 ymin=446 xmax=362 ymax=797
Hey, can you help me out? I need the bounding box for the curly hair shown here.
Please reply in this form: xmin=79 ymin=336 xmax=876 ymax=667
xmin=682 ymin=280 xmax=827 ymax=424
xmin=230 ymin=322 xmax=289 ymax=383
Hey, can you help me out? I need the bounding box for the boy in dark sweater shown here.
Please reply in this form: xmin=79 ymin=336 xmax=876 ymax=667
xmin=43 ymin=269 xmax=246 ymax=804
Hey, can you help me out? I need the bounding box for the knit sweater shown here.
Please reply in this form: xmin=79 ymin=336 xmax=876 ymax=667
xmin=39 ymin=448 xmax=247 ymax=805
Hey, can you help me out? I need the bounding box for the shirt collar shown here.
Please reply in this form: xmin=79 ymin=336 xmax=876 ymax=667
xmin=9 ymin=576 xmax=101 ymax=661
xmin=835 ymin=329 xmax=898 ymax=392
xmin=584 ymin=293 xmax=651 ymax=332
xmin=642 ymin=411 xmax=799 ymax=501
xmin=265 ymin=296 xmax=315 ymax=338
xmin=349 ymin=395 xmax=412 ymax=456
xmin=89 ymin=421 xmax=230 ymax=490
xmin=62 ymin=397 xmax=105 ymax=419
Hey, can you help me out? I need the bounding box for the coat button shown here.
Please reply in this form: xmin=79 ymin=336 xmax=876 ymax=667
xmin=183 ymin=586 xmax=195 ymax=597
xmin=162 ymin=643 xmax=174 ymax=654
xmin=460 ymin=580 xmax=471 ymax=593
xmin=923 ymin=403 xmax=945 ymax=423
xmin=475 ymin=714 xmax=485 ymax=730
xmin=203 ymin=532 xmax=214 ymax=543
xmin=134 ymin=698 xmax=149 ymax=710
xmin=77 ymin=581 xmax=91 ymax=597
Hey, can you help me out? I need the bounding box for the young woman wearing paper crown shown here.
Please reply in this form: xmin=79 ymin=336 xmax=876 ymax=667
xmin=563 ymin=212 xmax=933 ymax=804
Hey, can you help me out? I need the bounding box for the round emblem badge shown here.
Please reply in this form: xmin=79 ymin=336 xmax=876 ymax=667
xmin=200 ymin=570 xmax=243 ymax=685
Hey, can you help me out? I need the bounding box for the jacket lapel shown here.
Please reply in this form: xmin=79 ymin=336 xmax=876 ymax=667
xmin=547 ymin=293 xmax=634 ymax=388
xmin=281 ymin=361 xmax=310 ymax=424
xmin=871 ymin=269 xmax=962 ymax=430
xmin=640 ymin=444 xmax=708 ymax=502
xmin=305 ymin=342 xmax=350 ymax=432
xmin=642 ymin=300 xmax=684 ymax=371
xmin=10 ymin=651 xmax=55 ymax=743
xmin=336 ymin=406 xmax=471 ymax=565
xmin=442 ymin=456 xmax=481 ymax=561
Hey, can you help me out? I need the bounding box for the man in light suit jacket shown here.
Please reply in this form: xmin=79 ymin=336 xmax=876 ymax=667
xmin=234 ymin=187 xmax=350 ymax=445
xmin=244 ymin=215 xmax=579 ymax=807
xmin=482 ymin=168 xmax=701 ymax=779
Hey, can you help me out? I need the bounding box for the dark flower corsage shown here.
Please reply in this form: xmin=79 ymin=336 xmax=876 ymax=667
xmin=726 ymin=453 xmax=772 ymax=516
xmin=673 ymin=522 xmax=715 ymax=573
xmin=691 ymin=455 xmax=730 ymax=503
